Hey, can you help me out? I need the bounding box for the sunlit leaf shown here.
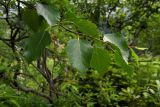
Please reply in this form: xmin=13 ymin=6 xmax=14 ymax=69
xmin=130 ymin=48 xmax=139 ymax=64
xmin=103 ymin=33 xmax=129 ymax=63
xmin=75 ymin=20 xmax=99 ymax=37
xmin=135 ymin=47 xmax=148 ymax=51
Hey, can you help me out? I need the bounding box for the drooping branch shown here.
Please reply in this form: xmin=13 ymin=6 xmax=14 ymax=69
xmin=10 ymin=70 xmax=53 ymax=103
xmin=10 ymin=81 xmax=53 ymax=102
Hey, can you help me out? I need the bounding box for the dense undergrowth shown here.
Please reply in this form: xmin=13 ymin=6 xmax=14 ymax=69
xmin=0 ymin=56 xmax=160 ymax=107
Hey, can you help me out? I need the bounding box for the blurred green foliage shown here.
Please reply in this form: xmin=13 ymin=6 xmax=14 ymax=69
xmin=0 ymin=0 xmax=160 ymax=107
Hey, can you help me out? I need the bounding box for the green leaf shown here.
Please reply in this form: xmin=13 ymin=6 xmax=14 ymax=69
xmin=24 ymin=31 xmax=51 ymax=62
xmin=90 ymin=48 xmax=110 ymax=75
xmin=66 ymin=39 xmax=93 ymax=72
xmin=65 ymin=11 xmax=99 ymax=37
xmin=36 ymin=3 xmax=60 ymax=26
xmin=103 ymin=33 xmax=129 ymax=63
xmin=6 ymin=99 xmax=20 ymax=107
xmin=75 ymin=20 xmax=99 ymax=37
xmin=135 ymin=46 xmax=148 ymax=51
xmin=22 ymin=8 xmax=43 ymax=32
xmin=114 ymin=52 xmax=133 ymax=76
xmin=114 ymin=51 xmax=127 ymax=67
xmin=65 ymin=11 xmax=80 ymax=22
xmin=130 ymin=48 xmax=139 ymax=64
